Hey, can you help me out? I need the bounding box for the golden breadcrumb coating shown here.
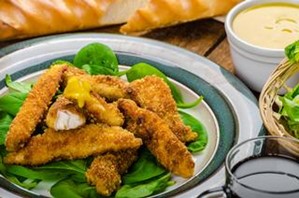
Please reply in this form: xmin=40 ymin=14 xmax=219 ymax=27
xmin=85 ymin=92 xmax=124 ymax=126
xmin=64 ymin=66 xmax=128 ymax=101
xmin=118 ymin=99 xmax=194 ymax=178
xmin=5 ymin=64 xmax=68 ymax=152
xmin=86 ymin=149 xmax=138 ymax=196
xmin=4 ymin=124 xmax=142 ymax=166
xmin=127 ymin=76 xmax=197 ymax=143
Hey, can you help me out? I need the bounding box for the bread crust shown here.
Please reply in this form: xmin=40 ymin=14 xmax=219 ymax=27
xmin=120 ymin=0 xmax=240 ymax=35
xmin=0 ymin=0 xmax=114 ymax=40
xmin=0 ymin=0 xmax=239 ymax=40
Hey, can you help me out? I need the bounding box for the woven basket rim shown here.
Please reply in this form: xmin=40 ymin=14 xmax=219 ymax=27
xmin=259 ymin=58 xmax=299 ymax=155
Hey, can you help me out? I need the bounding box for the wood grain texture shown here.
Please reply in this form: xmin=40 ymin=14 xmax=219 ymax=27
xmin=207 ymin=38 xmax=235 ymax=73
xmin=144 ymin=19 xmax=225 ymax=56
xmin=0 ymin=19 xmax=234 ymax=73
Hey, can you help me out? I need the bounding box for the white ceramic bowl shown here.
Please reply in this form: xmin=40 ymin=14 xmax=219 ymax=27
xmin=225 ymin=0 xmax=299 ymax=92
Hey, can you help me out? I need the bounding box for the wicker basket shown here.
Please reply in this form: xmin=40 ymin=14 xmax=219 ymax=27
xmin=259 ymin=58 xmax=299 ymax=156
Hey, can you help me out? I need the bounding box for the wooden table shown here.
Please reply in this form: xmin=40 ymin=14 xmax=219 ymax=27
xmin=0 ymin=19 xmax=234 ymax=74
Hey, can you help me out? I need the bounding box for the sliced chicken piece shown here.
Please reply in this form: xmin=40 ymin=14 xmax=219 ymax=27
xmin=46 ymin=96 xmax=86 ymax=130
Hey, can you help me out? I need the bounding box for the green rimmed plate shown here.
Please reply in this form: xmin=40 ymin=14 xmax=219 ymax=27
xmin=0 ymin=34 xmax=265 ymax=198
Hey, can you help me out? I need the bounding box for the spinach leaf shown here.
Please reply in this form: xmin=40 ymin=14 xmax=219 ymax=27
xmin=50 ymin=178 xmax=99 ymax=198
xmin=82 ymin=64 xmax=117 ymax=75
xmin=6 ymin=165 xmax=73 ymax=181
xmin=0 ymin=154 xmax=6 ymax=174
xmin=34 ymin=160 xmax=88 ymax=183
xmin=116 ymin=173 xmax=174 ymax=198
xmin=0 ymin=157 xmax=38 ymax=189
xmin=35 ymin=160 xmax=87 ymax=174
xmin=0 ymin=112 xmax=12 ymax=145
xmin=52 ymin=60 xmax=73 ymax=66
xmin=177 ymin=96 xmax=204 ymax=109
xmin=285 ymin=40 xmax=299 ymax=63
xmin=123 ymin=149 xmax=166 ymax=184
xmin=179 ymin=110 xmax=208 ymax=153
xmin=6 ymin=176 xmax=38 ymax=190
xmin=73 ymin=43 xmax=118 ymax=73
xmin=124 ymin=63 xmax=184 ymax=103
xmin=5 ymin=75 xmax=32 ymax=93
xmin=0 ymin=92 xmax=27 ymax=116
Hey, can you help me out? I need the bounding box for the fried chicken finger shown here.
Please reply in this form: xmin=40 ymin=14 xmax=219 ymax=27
xmin=127 ymin=76 xmax=197 ymax=142
xmin=64 ymin=66 xmax=128 ymax=101
xmin=5 ymin=64 xmax=67 ymax=152
xmin=118 ymin=99 xmax=194 ymax=178
xmin=86 ymin=149 xmax=138 ymax=196
xmin=4 ymin=124 xmax=142 ymax=166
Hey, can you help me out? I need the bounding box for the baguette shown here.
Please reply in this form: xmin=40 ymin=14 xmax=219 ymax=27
xmin=120 ymin=0 xmax=241 ymax=35
xmin=0 ymin=0 xmax=146 ymax=41
xmin=0 ymin=0 xmax=239 ymax=41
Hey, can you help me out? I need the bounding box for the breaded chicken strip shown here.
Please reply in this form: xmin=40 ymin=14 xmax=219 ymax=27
xmin=86 ymin=149 xmax=138 ymax=196
xmin=46 ymin=96 xmax=86 ymax=130
xmin=4 ymin=124 xmax=142 ymax=166
xmin=62 ymin=75 xmax=124 ymax=126
xmin=127 ymin=76 xmax=197 ymax=143
xmin=85 ymin=92 xmax=124 ymax=126
xmin=5 ymin=64 xmax=67 ymax=152
xmin=64 ymin=66 xmax=128 ymax=100
xmin=118 ymin=99 xmax=194 ymax=178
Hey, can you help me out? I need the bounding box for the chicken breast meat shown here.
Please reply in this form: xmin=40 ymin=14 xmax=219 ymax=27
xmin=118 ymin=99 xmax=194 ymax=178
xmin=46 ymin=96 xmax=86 ymax=130
xmin=4 ymin=124 xmax=142 ymax=166
xmin=127 ymin=76 xmax=198 ymax=143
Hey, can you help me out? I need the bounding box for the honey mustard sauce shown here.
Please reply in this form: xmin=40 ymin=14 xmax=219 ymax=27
xmin=233 ymin=3 xmax=299 ymax=49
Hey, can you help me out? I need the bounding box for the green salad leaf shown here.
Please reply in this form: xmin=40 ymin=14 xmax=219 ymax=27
xmin=5 ymin=75 xmax=32 ymax=93
xmin=123 ymin=149 xmax=166 ymax=184
xmin=52 ymin=60 xmax=73 ymax=66
xmin=0 ymin=156 xmax=38 ymax=190
xmin=116 ymin=173 xmax=174 ymax=198
xmin=6 ymin=165 xmax=70 ymax=181
xmin=0 ymin=112 xmax=13 ymax=145
xmin=82 ymin=64 xmax=117 ymax=75
xmin=285 ymin=40 xmax=299 ymax=63
xmin=124 ymin=62 xmax=184 ymax=104
xmin=177 ymin=96 xmax=204 ymax=109
xmin=50 ymin=179 xmax=99 ymax=198
xmin=179 ymin=110 xmax=208 ymax=153
xmin=279 ymin=84 xmax=299 ymax=139
xmin=73 ymin=42 xmax=118 ymax=73
xmin=6 ymin=176 xmax=38 ymax=190
xmin=0 ymin=92 xmax=27 ymax=116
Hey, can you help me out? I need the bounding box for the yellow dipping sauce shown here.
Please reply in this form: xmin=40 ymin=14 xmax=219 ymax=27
xmin=233 ymin=3 xmax=299 ymax=49
xmin=63 ymin=76 xmax=91 ymax=108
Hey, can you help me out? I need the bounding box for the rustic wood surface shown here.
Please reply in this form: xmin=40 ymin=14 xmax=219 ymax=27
xmin=0 ymin=19 xmax=234 ymax=73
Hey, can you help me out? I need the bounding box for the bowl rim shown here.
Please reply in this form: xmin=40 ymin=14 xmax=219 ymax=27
xmin=225 ymin=0 xmax=299 ymax=55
